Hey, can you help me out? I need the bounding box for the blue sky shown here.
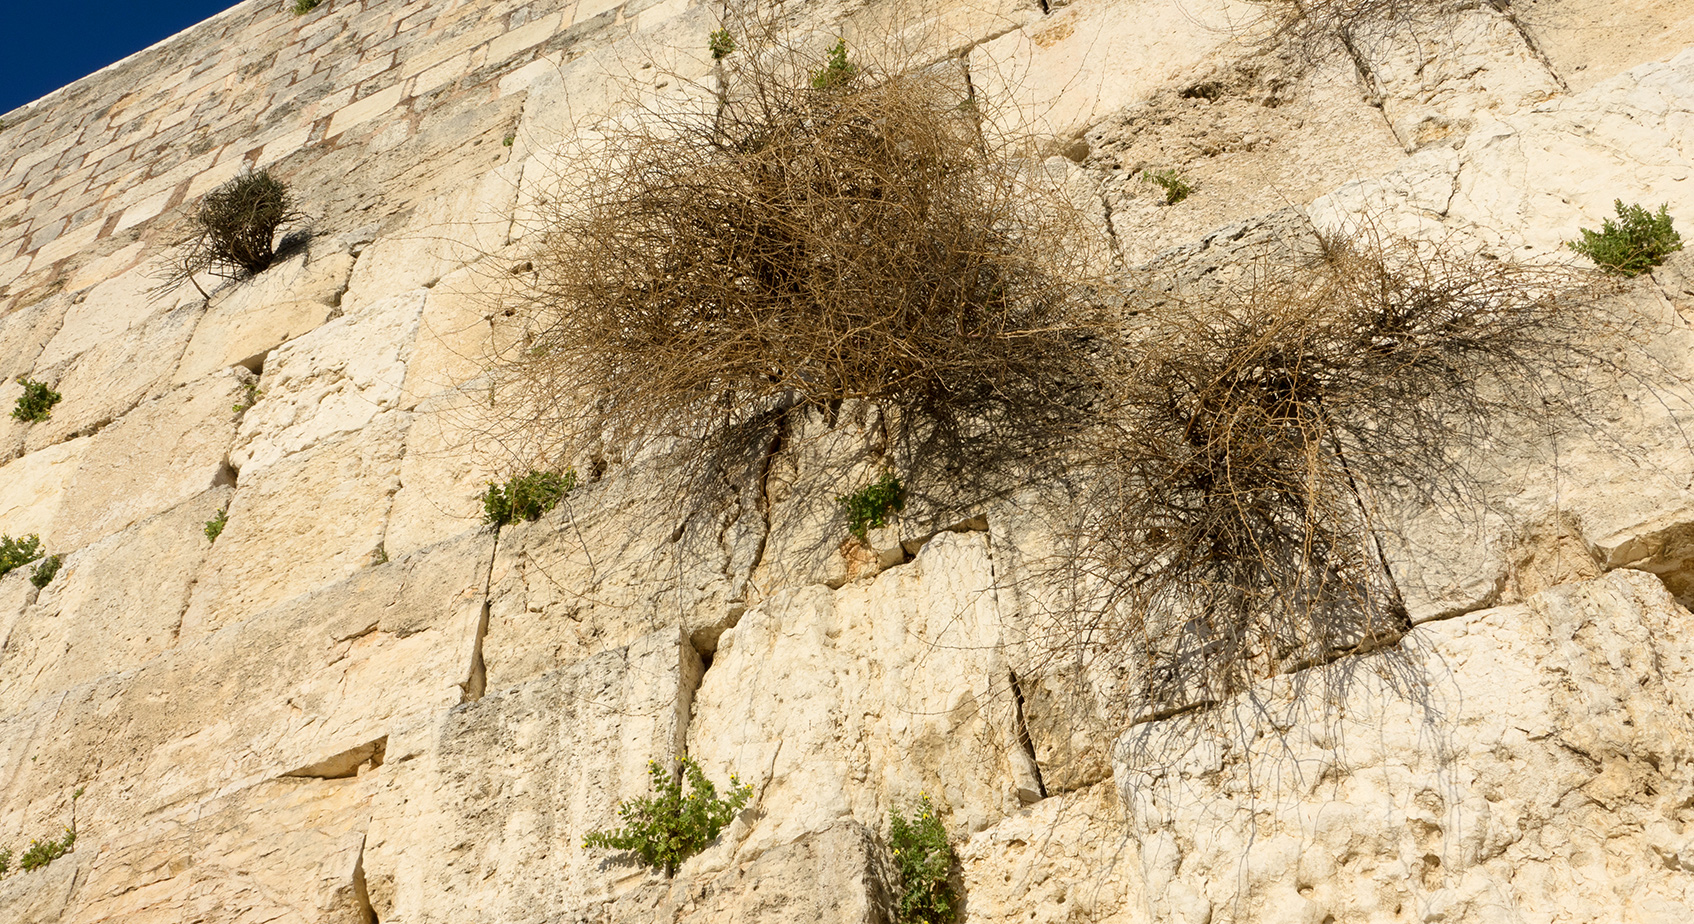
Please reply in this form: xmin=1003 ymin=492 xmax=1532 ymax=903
xmin=2 ymin=0 xmax=238 ymax=115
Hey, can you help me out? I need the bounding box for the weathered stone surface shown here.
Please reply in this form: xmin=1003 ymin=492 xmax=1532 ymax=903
xmin=959 ymin=782 xmax=1145 ymax=924
xmin=361 ymin=629 xmax=699 ymax=924
xmin=1117 ymin=569 xmax=1694 ymax=924
xmin=0 ymin=436 xmax=88 ymax=545
xmin=171 ymin=247 xmax=356 ymax=385
xmin=179 ymin=411 xmax=408 ymax=638
xmin=230 ymin=291 xmax=424 ymax=477
xmin=49 ymin=370 xmax=245 ymax=552
xmin=398 ymin=261 xmax=527 ymax=408
xmin=1516 ymin=0 xmax=1694 ymax=93
xmin=33 ymin=266 xmax=199 ymax=371
xmin=690 ymin=531 xmax=1019 ymax=856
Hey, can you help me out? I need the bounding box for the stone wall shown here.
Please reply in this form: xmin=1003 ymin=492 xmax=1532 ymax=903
xmin=1 ymin=0 xmax=1693 ymax=921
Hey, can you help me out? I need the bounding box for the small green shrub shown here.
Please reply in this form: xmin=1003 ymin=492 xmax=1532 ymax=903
xmin=583 ymin=757 xmax=752 ymax=877
xmin=890 ymin=796 xmax=957 ymax=924
xmin=1568 ymin=200 xmax=1683 ymax=276
xmin=0 ymin=847 xmax=11 ymax=876
xmin=12 ymin=377 xmax=61 ymax=422
xmin=204 ymin=508 xmax=229 ymax=544
xmin=0 ymin=534 xmax=44 ymax=579
xmin=17 ymin=828 xmax=73 ymax=873
xmin=233 ymin=382 xmax=263 ymax=413
xmin=29 ymin=555 xmax=61 ymax=589
xmin=482 ymin=469 xmax=576 ymax=526
xmin=293 ymin=0 xmax=323 ymax=14
xmin=1144 ymin=169 xmax=1193 ymax=205
xmin=709 ymin=28 xmax=736 ymax=60
xmin=811 ymin=38 xmax=856 ymax=90
xmin=837 ymin=473 xmax=904 ymax=539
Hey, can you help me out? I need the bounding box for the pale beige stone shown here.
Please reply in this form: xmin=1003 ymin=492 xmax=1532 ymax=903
xmin=35 ymin=265 xmax=199 ymax=370
xmin=172 ymin=248 xmax=357 ymax=386
xmin=51 ymin=371 xmax=245 ymax=552
xmin=384 ymin=389 xmax=501 ymax=560
xmin=0 ymin=436 xmax=89 ymax=545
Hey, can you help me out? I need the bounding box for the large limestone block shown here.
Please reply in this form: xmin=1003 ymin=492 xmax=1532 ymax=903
xmin=180 ymin=411 xmax=408 ymax=638
xmin=338 ymin=165 xmax=519 ymax=316
xmin=1115 ymin=569 xmax=1694 ymax=924
xmin=574 ymin=821 xmax=893 ymax=924
xmin=1348 ymin=1 xmax=1563 ymax=151
xmin=172 ymin=247 xmax=357 ymax=385
xmin=230 ymin=291 xmax=424 ymax=476
xmin=958 ymin=782 xmax=1146 ymax=924
xmin=483 ymin=451 xmax=764 ymax=687
xmin=67 ymin=772 xmax=377 ymax=924
xmin=50 ymin=371 xmax=246 ymax=552
xmin=0 ymin=294 xmax=69 ymax=382
xmin=968 ymin=0 xmax=1257 ymax=143
xmin=361 ymin=629 xmax=700 ymax=924
xmin=0 ymin=487 xmax=230 ymax=717
xmin=384 ymin=389 xmax=502 ymax=560
xmin=398 ymin=263 xmax=526 ymax=408
xmin=22 ymin=298 xmax=204 ymax=453
xmin=689 ymin=531 xmax=1019 ymax=858
xmin=1513 ymin=0 xmax=1694 ymax=93
xmin=0 ymin=436 xmax=89 ymax=546
xmin=2 ymin=530 xmax=487 ymax=841
xmin=34 ymin=265 xmax=199 ymax=370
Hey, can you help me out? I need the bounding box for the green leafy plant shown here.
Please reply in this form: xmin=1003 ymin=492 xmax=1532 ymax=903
xmin=503 ymin=133 xmax=515 ymax=147
xmin=709 ymin=28 xmax=736 ymax=59
xmin=0 ymin=534 xmax=44 ymax=579
xmin=12 ymin=377 xmax=61 ymax=422
xmin=889 ymin=795 xmax=957 ymax=924
xmin=837 ymin=473 xmax=905 ymax=539
xmin=482 ymin=469 xmax=577 ymax=526
xmin=1144 ymin=168 xmax=1193 ymax=205
xmin=811 ymin=38 xmax=856 ymax=89
xmin=17 ymin=787 xmax=81 ymax=874
xmin=29 ymin=555 xmax=61 ymax=589
xmin=583 ymin=757 xmax=752 ymax=877
xmin=1568 ymin=200 xmax=1683 ymax=276
xmin=293 ymin=0 xmax=323 ymax=14
xmin=233 ymin=382 xmax=263 ymax=413
xmin=0 ymin=846 xmax=10 ymax=876
xmin=204 ymin=508 xmax=229 ymax=544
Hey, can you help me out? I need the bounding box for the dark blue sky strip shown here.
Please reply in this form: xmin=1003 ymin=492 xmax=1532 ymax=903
xmin=1 ymin=1 xmax=239 ymax=115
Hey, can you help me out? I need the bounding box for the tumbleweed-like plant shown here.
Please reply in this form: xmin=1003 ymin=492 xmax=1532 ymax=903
xmin=1055 ymin=227 xmax=1607 ymax=718
xmin=157 ymin=170 xmax=301 ymax=297
xmin=492 ymin=32 xmax=1103 ymax=489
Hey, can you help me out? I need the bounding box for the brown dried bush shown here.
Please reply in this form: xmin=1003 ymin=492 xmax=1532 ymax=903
xmin=1053 ymin=228 xmax=1608 ymax=720
xmin=493 ymin=36 xmax=1104 ymax=489
xmin=156 ymin=170 xmax=302 ymax=297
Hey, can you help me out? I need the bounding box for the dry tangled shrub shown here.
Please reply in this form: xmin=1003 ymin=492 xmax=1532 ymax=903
xmin=1053 ymin=228 xmax=1608 ymax=720
xmin=494 ymin=36 xmax=1104 ymax=488
xmin=156 ymin=169 xmax=303 ymax=297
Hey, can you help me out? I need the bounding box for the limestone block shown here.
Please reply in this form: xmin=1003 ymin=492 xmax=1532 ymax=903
xmin=574 ymin=821 xmax=892 ymax=924
xmin=361 ymin=629 xmax=700 ymax=924
xmin=230 ymin=291 xmax=424 ymax=477
xmin=0 ymin=487 xmax=230 ymax=717
xmin=0 ymin=293 xmax=69 ymax=382
xmin=34 ymin=264 xmax=199 ymax=370
xmin=967 ymin=0 xmax=1256 ymax=144
xmin=67 ymin=772 xmax=376 ymax=924
xmin=483 ymin=451 xmax=762 ymax=688
xmin=689 ymin=531 xmax=1018 ymax=859
xmin=399 ymin=261 xmax=527 ymax=408
xmin=0 ymin=436 xmax=89 ymax=546
xmin=339 ymin=165 xmax=520 ymax=316
xmin=958 ymin=782 xmax=1147 ymax=924
xmin=1115 ymin=569 xmax=1694 ymax=924
xmin=22 ymin=299 xmax=204 ymax=453
xmin=172 ymin=248 xmax=357 ymax=385
xmin=179 ymin=411 xmax=409 ymax=638
xmin=384 ymin=389 xmax=501 ymax=560
xmin=50 ymin=371 xmax=245 ymax=552
xmin=1509 ymin=0 xmax=1694 ymax=93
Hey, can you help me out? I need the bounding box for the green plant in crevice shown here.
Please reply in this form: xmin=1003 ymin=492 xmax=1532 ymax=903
xmin=1143 ymin=168 xmax=1192 ymax=205
xmin=482 ymin=469 xmax=577 ymax=526
xmin=29 ymin=555 xmax=61 ymax=589
xmin=0 ymin=846 xmax=10 ymax=877
xmin=709 ymin=28 xmax=736 ymax=60
xmin=293 ymin=0 xmax=323 ymax=14
xmin=0 ymin=534 xmax=44 ymax=579
xmin=503 ymin=133 xmax=515 ymax=147
xmin=810 ymin=38 xmax=856 ymax=89
xmin=838 ymin=473 xmax=905 ymax=540
xmin=12 ymin=377 xmax=61 ymax=422
xmin=204 ymin=508 xmax=229 ymax=544
xmin=889 ymin=795 xmax=958 ymax=924
xmin=233 ymin=381 xmax=263 ymax=413
xmin=16 ymin=787 xmax=82 ymax=874
xmin=582 ymin=757 xmax=752 ymax=877
xmin=1568 ymin=200 xmax=1683 ymax=276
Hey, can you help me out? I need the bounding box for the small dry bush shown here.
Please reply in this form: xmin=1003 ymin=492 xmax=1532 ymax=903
xmin=495 ymin=35 xmax=1102 ymax=489
xmin=1054 ymin=228 xmax=1605 ymax=720
xmin=157 ymin=170 xmax=302 ymax=296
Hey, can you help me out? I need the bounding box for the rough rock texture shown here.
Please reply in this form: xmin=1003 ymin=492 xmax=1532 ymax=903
xmin=1 ymin=0 xmax=1692 ymax=921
